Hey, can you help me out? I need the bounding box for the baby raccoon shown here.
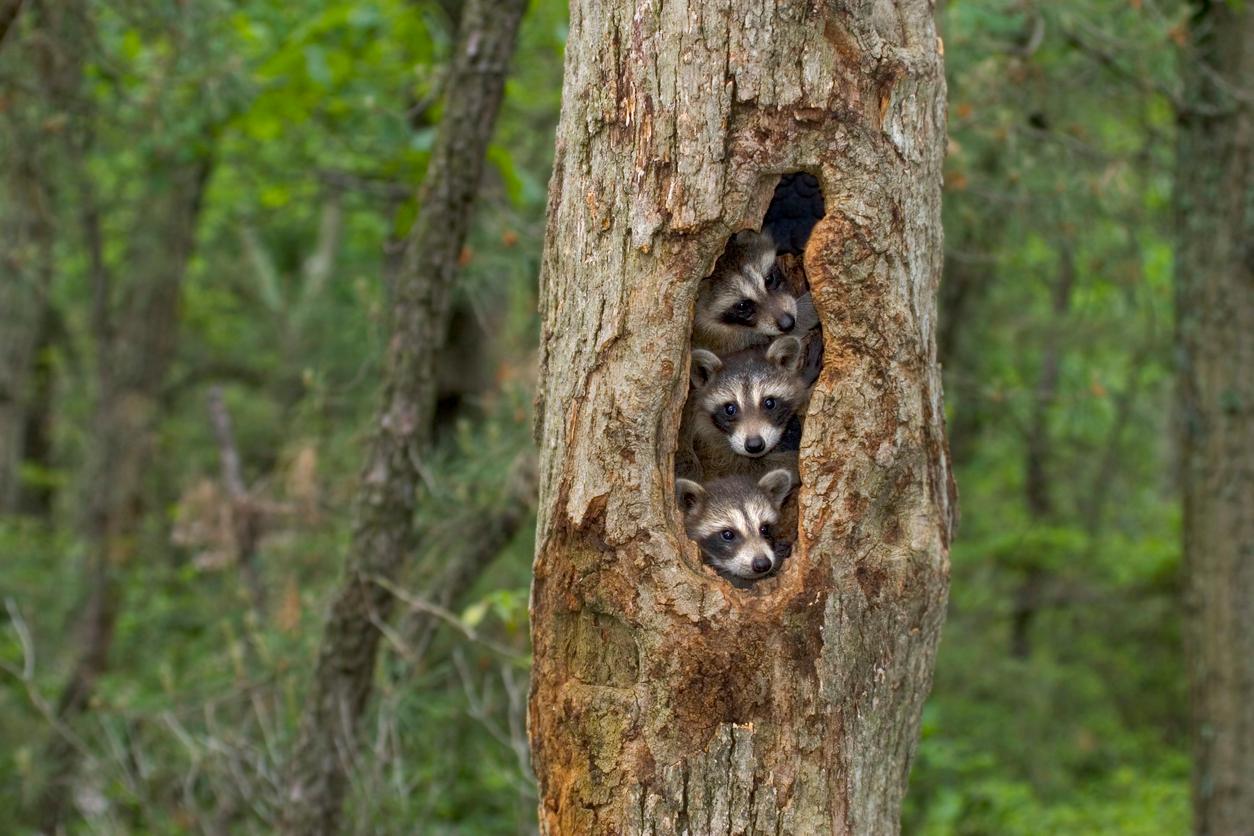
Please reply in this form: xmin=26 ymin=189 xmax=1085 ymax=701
xmin=675 ymin=469 xmax=794 ymax=580
xmin=693 ymin=230 xmax=803 ymax=354
xmin=682 ymin=335 xmax=809 ymax=480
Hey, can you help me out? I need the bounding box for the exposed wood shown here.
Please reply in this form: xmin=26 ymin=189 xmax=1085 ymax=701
xmin=1175 ymin=3 xmax=1254 ymax=833
xmin=278 ymin=0 xmax=527 ymax=831
xmin=528 ymin=1 xmax=954 ymax=832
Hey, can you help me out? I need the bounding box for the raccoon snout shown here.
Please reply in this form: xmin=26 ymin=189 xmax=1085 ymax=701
xmin=744 ymin=436 xmax=766 ymax=454
xmin=776 ymin=313 xmax=795 ymax=332
xmin=750 ymin=554 xmax=773 ymax=574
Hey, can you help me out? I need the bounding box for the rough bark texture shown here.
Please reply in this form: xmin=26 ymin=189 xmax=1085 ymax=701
xmin=1175 ymin=3 xmax=1254 ymax=834
xmin=277 ymin=1 xmax=526 ymax=832
xmin=528 ymin=1 xmax=954 ymax=833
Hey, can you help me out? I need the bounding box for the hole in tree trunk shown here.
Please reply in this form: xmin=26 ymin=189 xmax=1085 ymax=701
xmin=676 ymin=172 xmax=826 ymax=591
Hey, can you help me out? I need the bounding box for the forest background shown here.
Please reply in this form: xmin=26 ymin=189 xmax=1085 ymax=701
xmin=0 ymin=0 xmax=1203 ymax=832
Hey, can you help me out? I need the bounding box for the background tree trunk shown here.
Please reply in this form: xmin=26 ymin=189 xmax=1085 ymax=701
xmin=1010 ymin=245 xmax=1074 ymax=659
xmin=1175 ymin=3 xmax=1253 ymax=833
xmin=528 ymin=1 xmax=955 ymax=833
xmin=36 ymin=158 xmax=212 ymax=831
xmin=0 ymin=0 xmax=61 ymax=515
xmin=0 ymin=216 xmax=50 ymax=514
xmin=278 ymin=1 xmax=527 ymax=831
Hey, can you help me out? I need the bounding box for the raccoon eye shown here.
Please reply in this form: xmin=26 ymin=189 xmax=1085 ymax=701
xmin=763 ymin=397 xmax=777 ymax=410
xmin=720 ymin=529 xmax=736 ymax=541
xmin=722 ymin=402 xmax=738 ymax=416
xmin=765 ymin=264 xmax=783 ymax=289
xmin=733 ymin=299 xmax=755 ymax=316
xmin=759 ymin=524 xmax=771 ymax=536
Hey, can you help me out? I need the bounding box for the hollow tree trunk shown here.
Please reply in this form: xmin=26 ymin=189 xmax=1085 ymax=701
xmin=278 ymin=1 xmax=526 ymax=832
xmin=1175 ymin=3 xmax=1253 ymax=833
xmin=528 ymin=1 xmax=955 ymax=833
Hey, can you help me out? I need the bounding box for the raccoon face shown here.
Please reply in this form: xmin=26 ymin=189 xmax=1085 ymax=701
xmin=694 ymin=231 xmax=798 ymax=350
xmin=675 ymin=469 xmax=794 ymax=579
xmin=690 ymin=336 xmax=806 ymax=459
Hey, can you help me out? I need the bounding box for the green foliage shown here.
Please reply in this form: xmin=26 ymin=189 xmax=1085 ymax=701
xmin=0 ymin=0 xmax=1192 ymax=832
xmin=905 ymin=1 xmax=1190 ymax=832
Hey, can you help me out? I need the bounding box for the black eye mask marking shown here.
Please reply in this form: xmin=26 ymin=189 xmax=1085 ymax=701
xmin=698 ymin=532 xmax=740 ymax=564
xmin=765 ymin=262 xmax=784 ymax=290
xmin=711 ymin=407 xmax=737 ymax=435
xmin=719 ymin=299 xmax=757 ymax=326
xmin=776 ymin=414 xmax=803 ymax=451
xmin=765 ymin=397 xmax=795 ymax=428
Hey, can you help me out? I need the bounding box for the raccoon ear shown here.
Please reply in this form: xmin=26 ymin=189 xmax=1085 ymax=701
xmin=689 ymin=350 xmax=723 ymax=389
xmin=757 ymin=469 xmax=794 ymax=509
xmin=675 ymin=479 xmax=706 ymax=517
xmin=766 ymin=335 xmax=803 ymax=373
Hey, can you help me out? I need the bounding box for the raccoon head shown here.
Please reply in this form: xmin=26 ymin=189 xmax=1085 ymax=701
xmin=693 ymin=230 xmax=798 ymax=352
xmin=675 ymin=469 xmax=794 ymax=579
xmin=689 ymin=336 xmax=806 ymax=458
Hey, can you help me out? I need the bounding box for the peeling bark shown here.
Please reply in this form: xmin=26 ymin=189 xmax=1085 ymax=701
xmin=1175 ymin=3 xmax=1254 ymax=833
xmin=529 ymin=1 xmax=954 ymax=833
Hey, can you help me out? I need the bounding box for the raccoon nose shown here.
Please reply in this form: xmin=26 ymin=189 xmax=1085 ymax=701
xmin=751 ymin=555 xmax=772 ymax=574
xmin=777 ymin=313 xmax=795 ymax=332
xmin=745 ymin=436 xmax=766 ymax=454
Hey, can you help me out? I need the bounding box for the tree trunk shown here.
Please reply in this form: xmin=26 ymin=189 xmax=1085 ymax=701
xmin=35 ymin=158 xmax=212 ymax=831
xmin=0 ymin=0 xmax=22 ymax=50
xmin=0 ymin=3 xmax=57 ymax=515
xmin=528 ymin=1 xmax=955 ymax=833
xmin=1175 ymin=3 xmax=1254 ymax=834
xmin=0 ymin=221 xmax=50 ymax=514
xmin=278 ymin=1 xmax=526 ymax=831
xmin=1010 ymin=245 xmax=1074 ymax=659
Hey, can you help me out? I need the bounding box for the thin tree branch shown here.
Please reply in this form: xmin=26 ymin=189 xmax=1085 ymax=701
xmin=207 ymin=386 xmax=267 ymax=616
xmin=0 ymin=0 xmax=24 ymax=54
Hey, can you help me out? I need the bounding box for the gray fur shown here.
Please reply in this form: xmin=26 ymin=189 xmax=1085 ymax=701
xmin=692 ymin=230 xmax=802 ymax=354
xmin=675 ymin=470 xmax=794 ymax=579
xmin=679 ymin=336 xmax=811 ymax=480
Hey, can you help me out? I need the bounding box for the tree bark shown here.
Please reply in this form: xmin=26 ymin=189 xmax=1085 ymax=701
xmin=528 ymin=1 xmax=955 ymax=833
xmin=35 ymin=157 xmax=212 ymax=832
xmin=1175 ymin=3 xmax=1254 ymax=834
xmin=278 ymin=1 xmax=527 ymax=832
